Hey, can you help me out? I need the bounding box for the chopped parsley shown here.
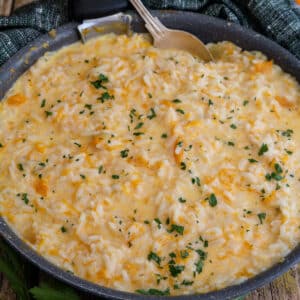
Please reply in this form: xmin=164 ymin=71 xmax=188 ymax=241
xmin=248 ymin=158 xmax=258 ymax=163
xmin=147 ymin=108 xmax=157 ymax=120
xmin=90 ymin=73 xmax=109 ymax=89
xmin=84 ymin=104 xmax=92 ymax=110
xmin=243 ymin=100 xmax=249 ymax=106
xmin=147 ymin=251 xmax=161 ymax=265
xmin=227 ymin=141 xmax=235 ymax=146
xmin=98 ymin=91 xmax=114 ymax=103
xmin=45 ymin=111 xmax=53 ymax=117
xmin=172 ymin=99 xmax=182 ymax=103
xmin=178 ymin=197 xmax=186 ymax=203
xmin=208 ymin=99 xmax=214 ymax=106
xmin=134 ymin=122 xmax=144 ymax=130
xmin=169 ymin=264 xmax=185 ymax=277
xmin=191 ymin=176 xmax=201 ymax=186
xmin=148 ymin=93 xmax=152 ymax=98
xmin=80 ymin=174 xmax=86 ymax=179
xmin=133 ymin=132 xmax=144 ymax=136
xmin=120 ymin=149 xmax=129 ymax=158
xmin=176 ymin=108 xmax=185 ymax=115
xmin=17 ymin=163 xmax=24 ymax=171
xmin=194 ymin=249 xmax=207 ymax=274
xmin=265 ymin=163 xmax=284 ymax=181
xmin=0 ymin=143 xmax=3 ymax=147
xmin=98 ymin=166 xmax=104 ymax=174
xmin=281 ymin=129 xmax=293 ymax=138
xmin=60 ymin=226 xmax=67 ymax=233
xmin=180 ymin=162 xmax=186 ymax=170
xmin=258 ymin=143 xmax=268 ymax=156
xmin=74 ymin=142 xmax=81 ymax=148
xmin=257 ymin=212 xmax=266 ymax=224
xmin=161 ymin=133 xmax=168 ymax=138
xmin=230 ymin=124 xmax=237 ymax=129
xmin=181 ymin=280 xmax=194 ymax=286
xmin=136 ymin=288 xmax=170 ymax=296
xmin=112 ymin=175 xmax=119 ymax=179
xmin=154 ymin=218 xmax=162 ymax=229
xmin=208 ymin=193 xmax=218 ymax=207
xmin=180 ymin=250 xmax=189 ymax=258
xmin=40 ymin=99 xmax=46 ymax=108
xmin=168 ymin=224 xmax=184 ymax=235
xmin=21 ymin=193 xmax=29 ymax=205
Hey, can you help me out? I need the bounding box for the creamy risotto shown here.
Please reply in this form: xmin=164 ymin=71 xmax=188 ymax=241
xmin=0 ymin=34 xmax=300 ymax=296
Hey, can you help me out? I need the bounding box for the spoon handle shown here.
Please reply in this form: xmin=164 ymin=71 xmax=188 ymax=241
xmin=129 ymin=0 xmax=166 ymax=40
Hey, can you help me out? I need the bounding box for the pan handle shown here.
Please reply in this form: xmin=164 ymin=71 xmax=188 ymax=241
xmin=71 ymin=0 xmax=129 ymax=21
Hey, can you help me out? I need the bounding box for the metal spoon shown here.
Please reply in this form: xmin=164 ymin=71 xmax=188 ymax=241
xmin=130 ymin=0 xmax=213 ymax=62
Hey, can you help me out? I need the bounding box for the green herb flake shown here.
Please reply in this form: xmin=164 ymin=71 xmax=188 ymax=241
xmin=147 ymin=108 xmax=157 ymax=120
xmin=147 ymin=251 xmax=161 ymax=265
xmin=208 ymin=99 xmax=214 ymax=106
xmin=243 ymin=100 xmax=249 ymax=106
xmin=74 ymin=142 xmax=81 ymax=148
xmin=172 ymin=99 xmax=182 ymax=103
xmin=45 ymin=111 xmax=53 ymax=117
xmin=98 ymin=91 xmax=114 ymax=103
xmin=258 ymin=143 xmax=268 ymax=156
xmin=17 ymin=163 xmax=24 ymax=171
xmin=136 ymin=288 xmax=170 ymax=296
xmin=112 ymin=175 xmax=119 ymax=179
xmin=181 ymin=280 xmax=194 ymax=286
xmin=134 ymin=122 xmax=144 ymax=130
xmin=61 ymin=226 xmax=67 ymax=233
xmin=281 ymin=129 xmax=293 ymax=138
xmin=21 ymin=193 xmax=29 ymax=205
xmin=90 ymin=73 xmax=109 ymax=89
xmin=180 ymin=162 xmax=186 ymax=170
xmin=176 ymin=108 xmax=185 ymax=115
xmin=180 ymin=250 xmax=189 ymax=259
xmin=274 ymin=163 xmax=283 ymax=174
xmin=169 ymin=264 xmax=185 ymax=277
xmin=133 ymin=132 xmax=144 ymax=136
xmin=40 ymin=99 xmax=46 ymax=108
xmin=154 ymin=218 xmax=162 ymax=229
xmin=178 ymin=197 xmax=186 ymax=203
xmin=285 ymin=149 xmax=293 ymax=155
xmin=84 ymin=104 xmax=92 ymax=110
xmin=208 ymin=193 xmax=218 ymax=207
xmin=120 ymin=149 xmax=129 ymax=158
xmin=168 ymin=224 xmax=184 ymax=235
xmin=257 ymin=212 xmax=266 ymax=224
xmin=227 ymin=141 xmax=235 ymax=146
xmin=161 ymin=133 xmax=168 ymax=138
xmin=195 ymin=259 xmax=204 ymax=274
xmin=248 ymin=158 xmax=258 ymax=163
xmin=230 ymin=124 xmax=237 ymax=129
xmin=80 ymin=174 xmax=86 ymax=179
xmin=147 ymin=93 xmax=152 ymax=98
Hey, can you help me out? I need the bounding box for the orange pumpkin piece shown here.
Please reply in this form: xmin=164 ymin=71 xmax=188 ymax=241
xmin=275 ymin=96 xmax=294 ymax=108
xmin=6 ymin=94 xmax=27 ymax=105
xmin=254 ymin=60 xmax=273 ymax=73
xmin=34 ymin=179 xmax=48 ymax=197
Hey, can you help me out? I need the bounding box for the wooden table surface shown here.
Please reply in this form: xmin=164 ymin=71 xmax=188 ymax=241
xmin=0 ymin=1 xmax=300 ymax=299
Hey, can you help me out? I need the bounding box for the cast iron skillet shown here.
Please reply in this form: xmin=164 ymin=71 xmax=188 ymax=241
xmin=0 ymin=11 xmax=299 ymax=300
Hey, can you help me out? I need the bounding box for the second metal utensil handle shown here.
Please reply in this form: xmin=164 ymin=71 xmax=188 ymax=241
xmin=129 ymin=0 xmax=166 ymax=39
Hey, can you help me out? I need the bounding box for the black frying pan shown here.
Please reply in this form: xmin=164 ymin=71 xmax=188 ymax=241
xmin=0 ymin=10 xmax=300 ymax=300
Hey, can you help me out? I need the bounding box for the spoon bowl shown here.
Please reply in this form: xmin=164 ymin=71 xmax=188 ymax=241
xmin=130 ymin=0 xmax=213 ymax=62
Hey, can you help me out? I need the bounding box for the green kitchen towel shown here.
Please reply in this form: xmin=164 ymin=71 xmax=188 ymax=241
xmin=0 ymin=0 xmax=299 ymax=66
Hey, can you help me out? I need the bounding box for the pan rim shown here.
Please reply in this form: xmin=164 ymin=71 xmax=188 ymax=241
xmin=0 ymin=10 xmax=299 ymax=300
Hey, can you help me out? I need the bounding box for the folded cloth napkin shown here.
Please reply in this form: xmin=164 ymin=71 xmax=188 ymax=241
xmin=0 ymin=0 xmax=299 ymax=66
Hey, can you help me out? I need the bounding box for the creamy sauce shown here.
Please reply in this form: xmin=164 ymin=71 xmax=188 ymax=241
xmin=0 ymin=34 xmax=300 ymax=295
